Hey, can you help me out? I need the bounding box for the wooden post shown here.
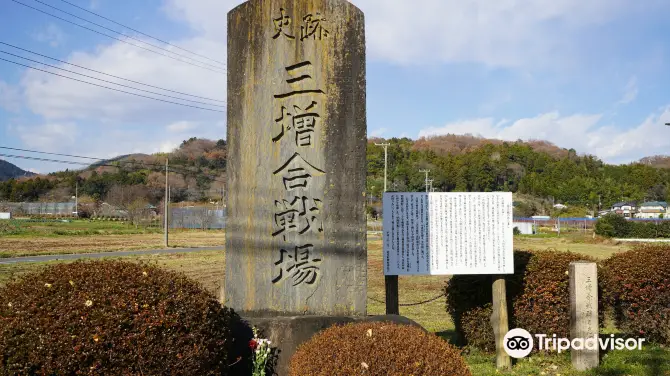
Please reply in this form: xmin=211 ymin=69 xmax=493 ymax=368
xmin=385 ymin=275 xmax=399 ymax=315
xmin=491 ymin=275 xmax=511 ymax=369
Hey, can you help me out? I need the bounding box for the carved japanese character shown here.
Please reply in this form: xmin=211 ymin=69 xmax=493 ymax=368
xmin=272 ymin=244 xmax=322 ymax=286
xmin=273 ymin=152 xmax=325 ymax=191
xmin=274 ymin=61 xmax=325 ymax=99
xmin=300 ymin=13 xmax=329 ymax=41
xmin=273 ymin=101 xmax=320 ymax=146
xmin=272 ymin=8 xmax=295 ymax=40
xmin=272 ymin=196 xmax=324 ymax=240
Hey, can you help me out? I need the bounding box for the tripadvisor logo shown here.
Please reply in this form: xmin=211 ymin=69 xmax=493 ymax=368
xmin=503 ymin=328 xmax=646 ymax=358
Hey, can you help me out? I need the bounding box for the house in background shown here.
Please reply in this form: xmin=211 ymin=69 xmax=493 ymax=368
xmin=553 ymin=203 xmax=567 ymax=210
xmin=635 ymin=201 xmax=668 ymax=219
xmin=611 ymin=202 xmax=637 ymax=218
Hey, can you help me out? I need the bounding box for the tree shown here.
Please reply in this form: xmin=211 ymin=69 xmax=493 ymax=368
xmin=127 ymin=198 xmax=149 ymax=228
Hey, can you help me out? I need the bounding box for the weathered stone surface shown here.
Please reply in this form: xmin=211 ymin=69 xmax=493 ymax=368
xmin=569 ymin=261 xmax=599 ymax=370
xmin=223 ymin=0 xmax=367 ymax=315
xmin=244 ymin=314 xmax=424 ymax=376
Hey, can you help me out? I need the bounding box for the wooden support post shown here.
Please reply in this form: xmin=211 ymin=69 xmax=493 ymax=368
xmin=491 ymin=275 xmax=511 ymax=370
xmin=385 ymin=275 xmax=399 ymax=315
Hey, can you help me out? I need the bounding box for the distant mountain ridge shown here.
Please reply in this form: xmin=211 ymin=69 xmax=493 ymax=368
xmin=0 ymin=159 xmax=35 ymax=181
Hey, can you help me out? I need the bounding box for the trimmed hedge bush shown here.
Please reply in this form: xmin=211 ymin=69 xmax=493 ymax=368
xmin=600 ymin=245 xmax=670 ymax=344
xmin=446 ymin=250 xmax=597 ymax=350
xmin=513 ymin=251 xmax=598 ymax=338
xmin=289 ymin=322 xmax=471 ymax=376
xmin=445 ymin=251 xmax=532 ymax=348
xmin=0 ymin=260 xmax=235 ymax=375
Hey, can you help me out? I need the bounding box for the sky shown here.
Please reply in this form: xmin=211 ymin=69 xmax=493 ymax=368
xmin=1 ymin=0 xmax=670 ymax=174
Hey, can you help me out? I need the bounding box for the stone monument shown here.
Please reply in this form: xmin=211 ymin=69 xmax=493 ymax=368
xmin=223 ymin=0 xmax=367 ymax=316
xmin=569 ymin=261 xmax=599 ymax=370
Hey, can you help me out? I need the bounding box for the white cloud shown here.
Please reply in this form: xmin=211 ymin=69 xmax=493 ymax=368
xmin=28 ymin=168 xmax=40 ymax=174
xmin=33 ymin=24 xmax=66 ymax=48
xmin=15 ymin=123 xmax=78 ymax=151
xmin=167 ymin=121 xmax=199 ymax=133
xmin=0 ymin=80 xmax=21 ymax=112
xmin=617 ymin=76 xmax=638 ymax=105
xmin=370 ymin=127 xmax=388 ymax=137
xmin=419 ymin=107 xmax=670 ymax=163
xmin=357 ymin=0 xmax=646 ymax=67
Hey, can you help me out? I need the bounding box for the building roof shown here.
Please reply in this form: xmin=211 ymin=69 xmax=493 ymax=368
xmin=640 ymin=201 xmax=668 ymax=208
xmin=612 ymin=201 xmax=637 ymax=208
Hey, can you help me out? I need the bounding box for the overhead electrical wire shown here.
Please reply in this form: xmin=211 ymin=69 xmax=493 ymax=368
xmin=0 ymin=50 xmax=225 ymax=108
xmin=0 ymin=147 xmax=227 ymax=184
xmin=0 ymin=42 xmax=225 ymax=104
xmin=30 ymin=0 xmax=226 ymax=71
xmin=55 ymin=0 xmax=226 ymax=67
xmin=0 ymin=57 xmax=225 ymax=113
xmin=9 ymin=0 xmax=226 ymax=75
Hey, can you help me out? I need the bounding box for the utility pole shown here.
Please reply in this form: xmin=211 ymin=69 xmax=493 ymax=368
xmin=419 ymin=169 xmax=430 ymax=192
xmin=164 ymin=158 xmax=169 ymax=247
xmin=74 ymin=181 xmax=78 ymax=218
xmin=375 ymin=142 xmax=398 ymax=315
xmin=428 ymin=179 xmax=434 ymax=192
xmin=375 ymin=143 xmax=390 ymax=192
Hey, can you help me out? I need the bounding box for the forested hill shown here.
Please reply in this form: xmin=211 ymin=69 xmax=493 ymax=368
xmin=1 ymin=135 xmax=670 ymax=216
xmin=0 ymin=159 xmax=35 ymax=181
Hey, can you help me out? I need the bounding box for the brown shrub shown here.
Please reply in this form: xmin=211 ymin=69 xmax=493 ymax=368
xmin=289 ymin=322 xmax=471 ymax=376
xmin=600 ymin=245 xmax=670 ymax=344
xmin=446 ymin=250 xmax=598 ymax=351
xmin=0 ymin=260 xmax=235 ymax=375
xmin=445 ymin=251 xmax=533 ymax=348
xmin=513 ymin=251 xmax=598 ymax=339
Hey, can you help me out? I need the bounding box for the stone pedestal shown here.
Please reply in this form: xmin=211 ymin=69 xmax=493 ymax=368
xmin=232 ymin=314 xmax=423 ymax=376
xmin=569 ymin=261 xmax=599 ymax=370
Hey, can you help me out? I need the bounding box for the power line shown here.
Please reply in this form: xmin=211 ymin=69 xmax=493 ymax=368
xmin=9 ymin=0 xmax=226 ymax=75
xmin=0 ymin=42 xmax=225 ymax=103
xmin=0 ymin=57 xmax=225 ymax=113
xmin=56 ymin=0 xmax=226 ymax=67
xmin=30 ymin=0 xmax=226 ymax=71
xmin=0 ymin=50 xmax=225 ymax=108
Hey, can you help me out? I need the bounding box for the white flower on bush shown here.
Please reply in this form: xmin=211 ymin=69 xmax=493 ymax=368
xmin=85 ymin=300 xmax=93 ymax=307
xmin=44 ymin=283 xmax=52 ymax=288
xmin=250 ymin=327 xmax=274 ymax=376
xmin=7 ymin=302 xmax=12 ymax=307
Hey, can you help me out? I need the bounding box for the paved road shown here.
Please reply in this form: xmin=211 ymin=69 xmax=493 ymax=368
xmin=0 ymin=246 xmax=226 ymax=264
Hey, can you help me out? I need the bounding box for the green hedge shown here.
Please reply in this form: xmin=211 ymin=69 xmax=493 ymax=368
xmin=595 ymin=213 xmax=670 ymax=238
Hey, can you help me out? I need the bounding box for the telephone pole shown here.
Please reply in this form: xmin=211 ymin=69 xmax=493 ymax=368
xmin=164 ymin=158 xmax=169 ymax=247
xmin=74 ymin=181 xmax=78 ymax=218
xmin=375 ymin=143 xmax=390 ymax=192
xmin=419 ymin=169 xmax=430 ymax=192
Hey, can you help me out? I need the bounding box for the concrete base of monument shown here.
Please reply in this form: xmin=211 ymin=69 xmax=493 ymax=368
xmin=229 ymin=313 xmax=424 ymax=376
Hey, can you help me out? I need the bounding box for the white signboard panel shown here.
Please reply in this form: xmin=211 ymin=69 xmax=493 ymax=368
xmin=383 ymin=192 xmax=513 ymax=275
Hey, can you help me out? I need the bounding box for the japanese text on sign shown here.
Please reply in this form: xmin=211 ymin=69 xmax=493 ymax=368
xmin=383 ymin=192 xmax=514 ymax=275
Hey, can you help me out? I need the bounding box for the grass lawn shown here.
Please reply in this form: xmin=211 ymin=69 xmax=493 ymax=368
xmin=0 ymin=229 xmax=667 ymax=375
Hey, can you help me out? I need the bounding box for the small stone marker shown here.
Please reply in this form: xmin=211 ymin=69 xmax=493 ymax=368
xmin=569 ymin=261 xmax=599 ymax=370
xmin=223 ymin=0 xmax=367 ymax=315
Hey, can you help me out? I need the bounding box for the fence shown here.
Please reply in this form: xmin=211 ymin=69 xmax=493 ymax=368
xmin=169 ymin=207 xmax=226 ymax=229
xmin=1 ymin=202 xmax=75 ymax=216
